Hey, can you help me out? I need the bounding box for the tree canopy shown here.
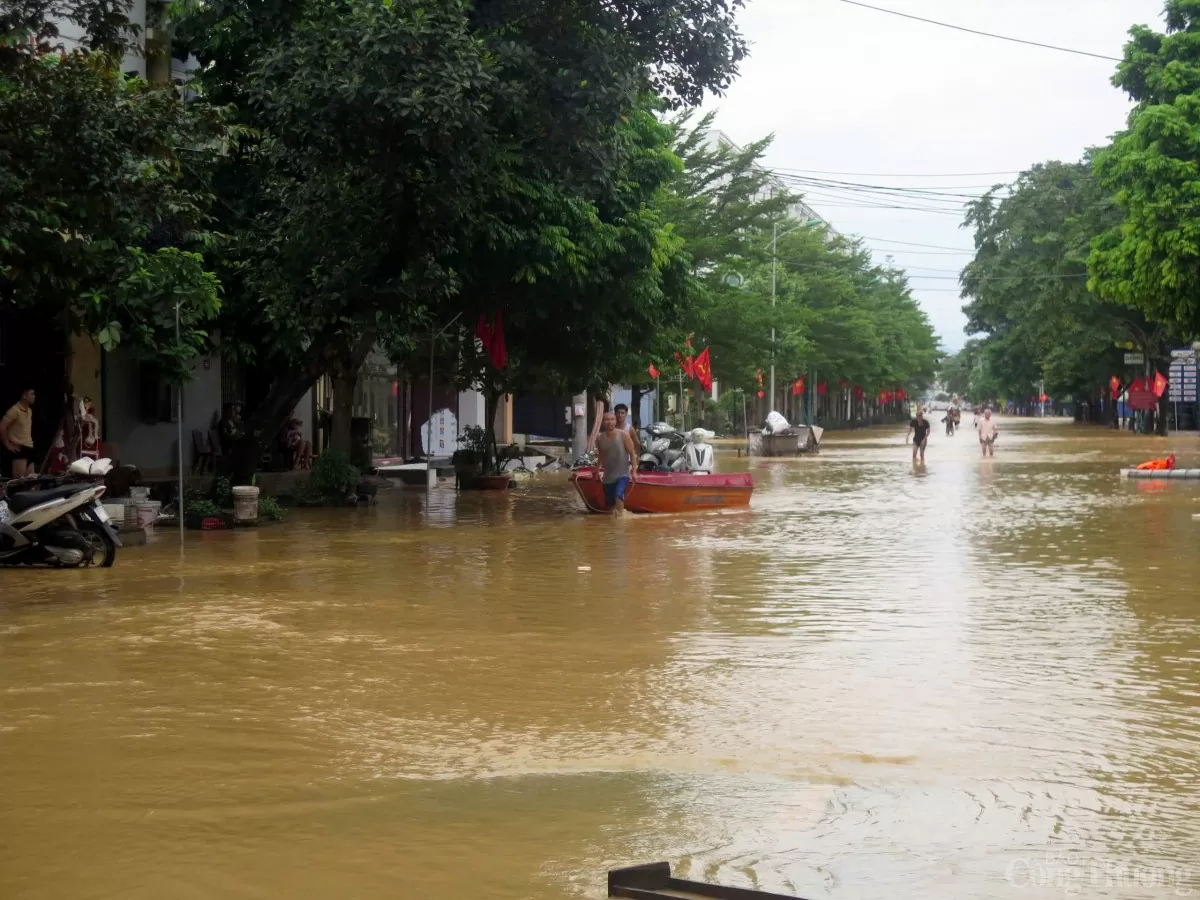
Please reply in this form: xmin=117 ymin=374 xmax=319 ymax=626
xmin=171 ymin=0 xmax=749 ymax=466
xmin=1088 ymin=0 xmax=1200 ymax=333
xmin=1 ymin=0 xmax=224 ymax=372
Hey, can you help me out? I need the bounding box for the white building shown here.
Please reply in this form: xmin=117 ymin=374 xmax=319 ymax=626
xmin=704 ymin=129 xmax=836 ymax=235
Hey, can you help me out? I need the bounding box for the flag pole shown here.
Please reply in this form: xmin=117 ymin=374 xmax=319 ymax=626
xmin=655 ymin=373 xmax=660 ymax=421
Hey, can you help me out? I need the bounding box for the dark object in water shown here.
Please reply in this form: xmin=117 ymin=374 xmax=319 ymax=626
xmin=608 ymin=862 xmax=811 ymax=900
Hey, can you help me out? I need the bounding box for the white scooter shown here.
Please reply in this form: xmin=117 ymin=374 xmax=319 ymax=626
xmin=0 ymin=458 xmax=121 ymax=567
xmin=682 ymin=428 xmax=716 ymax=474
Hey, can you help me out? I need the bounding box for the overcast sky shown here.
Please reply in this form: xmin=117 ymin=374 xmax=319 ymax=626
xmin=703 ymin=0 xmax=1167 ymax=352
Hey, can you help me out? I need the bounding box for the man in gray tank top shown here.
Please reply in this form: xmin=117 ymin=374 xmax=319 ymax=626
xmin=595 ymin=410 xmax=637 ymax=512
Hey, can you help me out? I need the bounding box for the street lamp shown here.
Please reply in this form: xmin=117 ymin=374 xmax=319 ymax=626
xmin=426 ymin=312 xmax=464 ymax=464
xmin=768 ymin=219 xmax=823 ymax=409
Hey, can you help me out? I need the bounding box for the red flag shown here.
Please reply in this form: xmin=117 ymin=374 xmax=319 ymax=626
xmin=474 ymin=311 xmax=508 ymax=370
xmin=1110 ymin=376 xmax=1121 ymax=399
xmin=853 ymin=385 xmax=864 ymax=401
xmin=791 ymin=375 xmax=806 ymax=396
xmin=817 ymin=381 xmax=827 ymax=396
xmin=675 ymin=352 xmax=695 ymax=379
xmin=1153 ymin=371 xmax=1168 ymax=398
xmin=896 ymin=388 xmax=906 ymax=401
xmin=693 ymin=347 xmax=713 ymax=391
xmin=648 ymin=363 xmax=661 ymax=379
xmin=491 ymin=310 xmax=507 ymax=370
xmin=1040 ymin=392 xmax=1049 ymax=403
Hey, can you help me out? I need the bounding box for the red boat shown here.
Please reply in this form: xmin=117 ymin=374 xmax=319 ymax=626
xmin=570 ymin=468 xmax=753 ymax=514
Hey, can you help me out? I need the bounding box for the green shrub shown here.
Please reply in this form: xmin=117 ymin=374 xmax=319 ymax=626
xmin=212 ymin=476 xmax=233 ymax=509
xmin=257 ymin=496 xmax=286 ymax=522
xmin=311 ymin=450 xmax=359 ymax=496
xmin=293 ymin=450 xmax=360 ymax=505
xmin=185 ymin=498 xmax=222 ymax=518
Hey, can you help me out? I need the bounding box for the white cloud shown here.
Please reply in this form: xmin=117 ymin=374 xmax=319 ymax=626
xmin=704 ymin=0 xmax=1165 ymax=351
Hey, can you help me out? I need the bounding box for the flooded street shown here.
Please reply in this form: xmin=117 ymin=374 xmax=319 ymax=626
xmin=2 ymin=418 xmax=1198 ymax=899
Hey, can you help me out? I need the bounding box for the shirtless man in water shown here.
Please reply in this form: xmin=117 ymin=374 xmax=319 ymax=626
xmin=594 ymin=411 xmax=638 ymax=513
xmin=977 ymin=407 xmax=998 ymax=457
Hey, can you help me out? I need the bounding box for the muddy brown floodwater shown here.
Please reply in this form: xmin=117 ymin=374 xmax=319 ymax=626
xmin=2 ymin=418 xmax=1199 ymax=899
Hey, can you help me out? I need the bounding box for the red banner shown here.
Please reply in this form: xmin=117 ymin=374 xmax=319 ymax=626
xmin=817 ymin=381 xmax=827 ymax=396
xmin=791 ymin=375 xmax=806 ymax=396
xmin=1110 ymin=375 xmax=1121 ymax=399
xmin=1127 ymin=379 xmax=1159 ymax=411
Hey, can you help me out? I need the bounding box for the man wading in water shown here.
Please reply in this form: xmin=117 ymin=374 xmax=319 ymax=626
xmin=906 ymin=407 xmax=931 ymax=463
xmin=595 ymin=410 xmax=637 ymax=513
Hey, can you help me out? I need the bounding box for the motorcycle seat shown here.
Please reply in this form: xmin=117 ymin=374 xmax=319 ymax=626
xmin=5 ymin=483 xmax=92 ymax=513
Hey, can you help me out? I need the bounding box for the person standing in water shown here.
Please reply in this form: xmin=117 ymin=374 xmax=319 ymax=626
xmin=977 ymin=407 xmax=998 ymax=457
xmin=906 ymin=407 xmax=931 ymax=463
xmin=613 ymin=403 xmax=642 ymax=455
xmin=595 ymin=410 xmax=637 ymax=513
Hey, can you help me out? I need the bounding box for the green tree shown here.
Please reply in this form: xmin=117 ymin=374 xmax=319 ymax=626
xmin=1089 ymin=0 xmax=1200 ymax=334
xmin=658 ymin=115 xmax=798 ymax=391
xmin=445 ymin=103 xmax=692 ymax=468
xmin=963 ymin=159 xmax=1173 ymax=422
xmin=173 ymin=0 xmax=749 ymax=474
xmin=0 ymin=0 xmax=224 ymax=373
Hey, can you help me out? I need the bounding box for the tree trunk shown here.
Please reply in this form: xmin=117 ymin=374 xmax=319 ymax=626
xmin=329 ymin=339 xmax=374 ymax=456
xmin=226 ymin=330 xmax=375 ymax=483
xmin=330 ymin=373 xmax=356 ymax=456
xmin=483 ymin=383 xmax=501 ymax=474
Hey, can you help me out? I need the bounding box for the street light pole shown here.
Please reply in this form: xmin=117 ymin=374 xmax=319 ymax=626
xmin=770 ymin=222 xmax=777 ymax=409
xmin=175 ymin=301 xmax=184 ymax=543
xmin=426 ymin=312 xmax=464 ymax=461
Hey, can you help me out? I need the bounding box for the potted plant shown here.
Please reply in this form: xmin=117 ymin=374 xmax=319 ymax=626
xmin=452 ymin=426 xmax=487 ymax=478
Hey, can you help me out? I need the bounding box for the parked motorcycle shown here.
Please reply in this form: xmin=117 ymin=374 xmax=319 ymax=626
xmin=0 ymin=458 xmax=121 ymax=567
xmin=638 ymin=423 xmax=715 ymax=474
xmin=682 ymin=428 xmax=716 ymax=474
xmin=638 ymin=422 xmax=686 ymax=472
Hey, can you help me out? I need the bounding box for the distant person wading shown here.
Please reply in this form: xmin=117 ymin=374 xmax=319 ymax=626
xmin=907 ymin=407 xmax=931 ymax=463
xmin=978 ymin=408 xmax=998 ymax=457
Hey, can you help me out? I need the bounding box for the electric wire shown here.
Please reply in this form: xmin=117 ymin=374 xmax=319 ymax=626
xmin=837 ymin=0 xmax=1122 ymax=62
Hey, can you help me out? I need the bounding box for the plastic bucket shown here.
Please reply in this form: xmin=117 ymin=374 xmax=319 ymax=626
xmin=232 ymin=486 xmax=260 ymax=522
xmin=134 ymin=501 xmax=161 ymax=530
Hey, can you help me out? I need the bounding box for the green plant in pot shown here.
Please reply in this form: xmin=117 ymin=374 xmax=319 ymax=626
xmin=452 ymin=426 xmax=487 ymax=474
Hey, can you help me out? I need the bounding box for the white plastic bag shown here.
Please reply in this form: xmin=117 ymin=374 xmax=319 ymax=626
xmin=765 ymin=411 xmax=790 ymax=433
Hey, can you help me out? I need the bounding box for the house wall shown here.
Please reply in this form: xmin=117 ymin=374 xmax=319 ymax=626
xmin=610 ymin=386 xmax=657 ymax=426
xmin=102 ymin=350 xmax=223 ymax=477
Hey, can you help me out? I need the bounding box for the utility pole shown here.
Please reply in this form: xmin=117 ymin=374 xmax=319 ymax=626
xmin=571 ymin=393 xmax=588 ymax=461
xmin=768 ymin=219 xmax=823 ymax=413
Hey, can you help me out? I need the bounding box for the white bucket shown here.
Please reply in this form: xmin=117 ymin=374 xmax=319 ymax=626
xmin=134 ymin=501 xmax=161 ymax=530
xmin=231 ymin=486 xmax=260 ymax=522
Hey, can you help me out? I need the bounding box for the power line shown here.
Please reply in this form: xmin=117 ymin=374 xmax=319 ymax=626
xmin=868 ymin=248 xmax=974 ymax=256
xmin=837 ymin=0 xmax=1122 ymax=62
xmin=768 ymin=165 xmax=1023 ymax=179
xmin=853 ymin=235 xmax=977 ymax=252
xmin=773 ymin=172 xmax=998 ymax=201
xmin=775 ymin=257 xmax=1087 ymax=282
